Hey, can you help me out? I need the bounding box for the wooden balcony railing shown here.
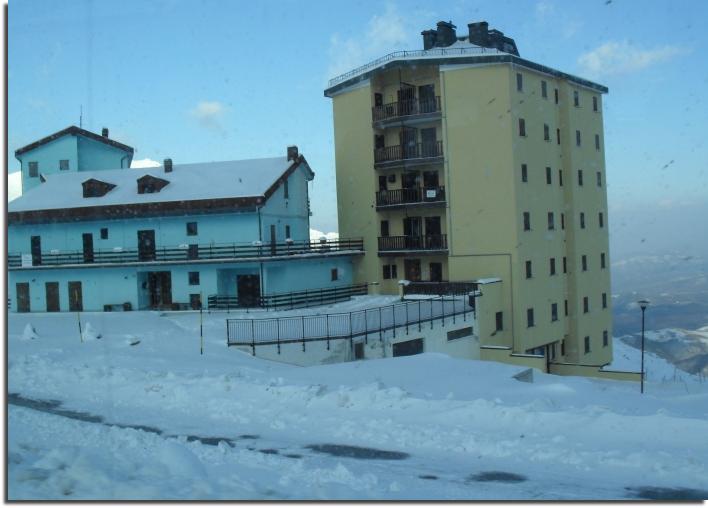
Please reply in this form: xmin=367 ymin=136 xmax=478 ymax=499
xmin=378 ymin=234 xmax=448 ymax=252
xmin=376 ymin=186 xmax=445 ymax=208
xmin=372 ymin=96 xmax=441 ymax=122
xmin=374 ymin=141 xmax=443 ymax=164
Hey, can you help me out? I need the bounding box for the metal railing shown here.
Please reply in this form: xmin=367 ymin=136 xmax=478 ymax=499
xmin=227 ymin=296 xmax=474 ymax=352
xmin=208 ymin=283 xmax=369 ymax=312
xmin=374 ymin=141 xmax=443 ymax=164
xmin=378 ymin=234 xmax=448 ymax=252
xmin=8 ymin=238 xmax=364 ymax=268
xmin=372 ymin=97 xmax=441 ymax=122
xmin=376 ymin=186 xmax=445 ymax=208
xmin=403 ymin=281 xmax=478 ymax=297
xmin=328 ymin=46 xmax=501 ymax=87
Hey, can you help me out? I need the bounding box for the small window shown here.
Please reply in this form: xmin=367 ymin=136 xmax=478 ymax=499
xmin=495 ymin=311 xmax=503 ymax=331
xmin=546 ymin=166 xmax=552 ymax=184
xmin=100 ymin=228 xmax=108 ymax=240
xmin=561 ymin=213 xmax=565 ymax=230
xmin=602 ymin=292 xmax=608 ymax=309
xmin=564 ymin=299 xmax=568 ymax=316
xmin=285 ymin=225 xmax=291 ymax=239
xmin=186 ymin=222 xmax=198 ymax=236
xmin=380 ymin=220 xmax=390 ymax=237
xmin=525 ymin=260 xmax=532 ymax=279
xmin=561 ymin=339 xmax=566 ymax=356
xmin=284 ymin=179 xmax=289 ymax=199
xmin=447 ymin=327 xmax=473 ymax=341
xmin=574 ymin=90 xmax=580 ymax=107
xmin=523 ymin=212 xmax=531 ymax=231
xmin=580 ymin=212 xmax=585 ymax=229
xmin=576 ymin=130 xmax=581 ymax=147
xmin=584 ymin=336 xmax=591 ymax=353
xmin=559 ymin=169 xmax=563 ymax=187
xmin=550 ymin=257 xmax=556 ymax=275
xmin=188 ymin=271 xmax=200 ymax=285
xmin=188 ymin=244 xmax=199 ymax=260
xmin=541 ymin=80 xmax=547 ymax=98
xmin=578 ymin=170 xmax=584 ymax=186
xmin=563 ymin=256 xmax=567 ymax=273
xmin=596 ymin=171 xmax=602 ymax=187
xmin=518 ymin=118 xmax=526 ymax=137
xmin=601 ymin=252 xmax=606 ymax=269
xmin=603 ymin=330 xmax=608 ymax=347
xmin=551 ymin=303 xmax=558 ymax=322
xmin=593 ymin=96 xmax=598 ymax=112
xmin=595 ymin=134 xmax=600 ymax=151
xmin=556 ymin=128 xmax=561 ymax=145
xmin=550 ymin=343 xmax=557 ymax=360
xmin=554 ymin=88 xmax=559 ymax=104
xmin=59 ymin=159 xmax=69 ymax=171
xmin=331 ymin=268 xmax=339 ymax=281
xmin=383 ymin=265 xmax=391 ymax=279
xmin=527 ymin=308 xmax=535 ymax=327
xmin=516 ymin=72 xmax=523 ymax=91
xmin=583 ymin=296 xmax=589 ymax=313
xmin=391 ymin=264 xmax=398 ymax=278
xmin=521 ymin=163 xmax=528 ymax=183
xmin=582 ymin=255 xmax=588 ymax=271
xmin=544 ymin=124 xmax=550 ymax=141
xmin=28 ymin=161 xmax=38 ymax=177
xmin=547 ymin=212 xmax=555 ymax=230
xmin=599 ymin=212 xmax=604 ymax=228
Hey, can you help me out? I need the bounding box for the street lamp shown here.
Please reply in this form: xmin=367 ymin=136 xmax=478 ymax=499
xmin=638 ymin=299 xmax=650 ymax=394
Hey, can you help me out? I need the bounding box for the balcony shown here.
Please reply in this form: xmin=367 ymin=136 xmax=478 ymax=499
xmin=372 ymin=97 xmax=441 ymax=126
xmin=8 ymin=238 xmax=364 ymax=269
xmin=378 ymin=234 xmax=448 ymax=254
xmin=374 ymin=141 xmax=443 ymax=169
xmin=375 ymin=186 xmax=446 ymax=209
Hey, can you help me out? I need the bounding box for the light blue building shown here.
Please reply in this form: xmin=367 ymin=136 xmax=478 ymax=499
xmin=8 ymin=128 xmax=364 ymax=312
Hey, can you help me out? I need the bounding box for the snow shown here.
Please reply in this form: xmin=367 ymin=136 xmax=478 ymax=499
xmin=8 ymin=310 xmax=708 ymax=500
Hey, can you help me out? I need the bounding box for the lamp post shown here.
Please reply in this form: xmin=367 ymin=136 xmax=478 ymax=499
xmin=638 ymin=299 xmax=650 ymax=394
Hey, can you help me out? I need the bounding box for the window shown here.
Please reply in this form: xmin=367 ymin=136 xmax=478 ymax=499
xmin=602 ymin=292 xmax=608 ymax=309
xmin=60 ymin=159 xmax=69 ymax=171
xmin=523 ymin=212 xmax=531 ymax=231
xmin=584 ymin=336 xmax=591 ymax=354
xmin=525 ymin=260 xmax=533 ymax=279
xmin=574 ymin=90 xmax=580 ymax=107
xmin=595 ymin=134 xmax=600 ymax=150
xmin=563 ymin=256 xmax=567 ymax=273
xmin=561 ymin=213 xmax=565 ymax=230
xmin=582 ymin=255 xmax=588 ymax=271
xmin=561 ymin=339 xmax=566 ymax=356
xmin=583 ymin=296 xmax=589 ymax=313
xmin=186 ymin=222 xmax=198 ymax=236
xmin=544 ymin=124 xmax=550 ymax=141
xmin=548 ymin=212 xmax=555 ymax=230
xmin=137 ymin=175 xmax=169 ymax=194
xmin=541 ymin=80 xmax=547 ymax=98
xmin=564 ymin=299 xmax=568 ymax=316
xmin=550 ymin=257 xmax=556 ymax=275
xmin=556 ymin=128 xmax=561 ymax=145
xmin=593 ymin=96 xmax=598 ymax=112
xmin=599 ymin=212 xmax=604 ymax=228
xmin=391 ymin=264 xmax=398 ymax=278
xmin=580 ymin=212 xmax=585 ymax=229
xmin=100 ymin=228 xmax=108 ymax=240
xmin=380 ymin=220 xmax=389 ymax=237
xmin=190 ymin=294 xmax=201 ymax=310
xmin=496 ymin=311 xmax=504 ymax=331
xmin=527 ymin=308 xmax=535 ymax=327
xmin=578 ymin=170 xmax=584 ymax=186
xmin=559 ymin=169 xmax=563 ymax=186
xmin=551 ymin=303 xmax=558 ymax=322
xmin=597 ymin=171 xmax=602 ymax=187
xmin=28 ymin=161 xmax=38 ymax=177
xmin=601 ymin=252 xmax=606 ymax=269
xmin=188 ymin=272 xmax=200 ymax=285
xmin=285 ymin=225 xmax=291 ymax=239
xmin=331 ymin=268 xmax=339 ymax=281
xmin=550 ymin=343 xmax=557 ymax=360
xmin=516 ymin=72 xmax=523 ymax=91
xmin=521 ymin=163 xmax=528 ymax=183
xmin=188 ymin=244 xmax=199 ymax=260
xmin=546 ymin=166 xmax=552 ymax=184
xmin=283 ymin=179 xmax=289 ymax=199
xmin=603 ymin=330 xmax=609 ymax=347
xmin=554 ymin=88 xmax=559 ymax=104
xmin=518 ymin=118 xmax=526 ymax=137
xmin=383 ymin=264 xmax=398 ymax=280
xmin=576 ymin=130 xmax=581 ymax=147
xmin=448 ymin=327 xmax=473 ymax=341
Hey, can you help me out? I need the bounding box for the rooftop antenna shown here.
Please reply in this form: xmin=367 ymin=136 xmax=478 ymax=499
xmin=79 ymin=105 xmax=83 ymax=128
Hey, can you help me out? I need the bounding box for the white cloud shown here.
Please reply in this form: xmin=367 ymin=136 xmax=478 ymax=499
xmin=310 ymin=228 xmax=339 ymax=241
xmin=578 ymin=41 xmax=687 ymax=78
xmin=130 ymin=158 xmax=161 ymax=169
xmin=7 ymin=171 xmax=22 ymax=202
xmin=535 ymin=0 xmax=555 ymax=20
xmin=190 ymin=101 xmax=227 ymax=133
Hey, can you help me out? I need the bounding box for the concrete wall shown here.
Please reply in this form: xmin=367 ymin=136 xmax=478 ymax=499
xmin=480 ymin=346 xmax=548 ymax=372
xmin=549 ymin=362 xmax=641 ymax=382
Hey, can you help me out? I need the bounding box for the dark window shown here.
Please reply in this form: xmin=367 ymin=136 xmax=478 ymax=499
xmin=392 ymin=338 xmax=424 ymax=357
xmin=447 ymin=327 xmax=473 ymax=341
xmin=580 ymin=212 xmax=585 ymax=229
xmin=525 ymin=260 xmax=532 ymax=279
xmin=550 ymin=342 xmax=557 ymax=360
xmin=561 ymin=339 xmax=566 ymax=356
xmin=83 ymin=178 xmax=116 ymax=198
xmin=331 ymin=268 xmax=339 ymax=281
xmin=576 ymin=130 xmax=581 ymax=146
xmin=597 ymin=171 xmax=602 ymax=187
xmin=546 ymin=166 xmax=552 ymax=184
xmin=495 ymin=311 xmax=503 ymax=331
xmin=595 ymin=134 xmax=600 ymax=150
xmin=523 ymin=212 xmax=531 ymax=231
xmin=188 ymin=272 xmax=200 ymax=285
xmin=593 ymin=96 xmax=598 ymax=112
xmin=574 ymin=90 xmax=580 ymax=107
xmin=188 ymin=244 xmax=199 ymax=260
xmin=556 ymin=128 xmax=561 ymax=144
xmin=550 ymin=257 xmax=556 ymax=275
xmin=137 ymin=175 xmax=169 ymax=194
xmin=284 ymin=179 xmax=289 ymax=199
xmin=516 ymin=72 xmax=523 ymax=91
xmin=582 ymin=255 xmax=588 ymax=271
xmin=583 ymin=296 xmax=589 ymax=313
xmin=383 ymin=265 xmax=391 ymax=279
xmin=541 ymin=80 xmax=547 ymax=98
xmin=60 ymin=159 xmax=69 ymax=171
xmin=100 ymin=228 xmax=108 ymax=239
xmin=603 ymin=330 xmax=608 ymax=347
xmin=28 ymin=161 xmax=38 ymax=177
xmin=527 ymin=308 xmax=535 ymax=327
xmin=544 ymin=124 xmax=550 ymax=141
xmin=518 ymin=118 xmax=526 ymax=137
xmin=374 ymin=134 xmax=385 ymax=149
xmin=521 ymin=163 xmax=528 ymax=182
xmin=548 ymin=212 xmax=555 ymax=230
xmin=559 ymin=169 xmax=563 ymax=186
xmin=429 ymin=262 xmax=443 ymax=282
xmin=554 ymin=88 xmax=559 ymax=104
xmin=584 ymin=336 xmax=591 ymax=353
xmin=551 ymin=303 xmax=558 ymax=322
xmin=564 ymin=299 xmax=568 ymax=316
xmin=285 ymin=225 xmax=291 ymax=239
xmin=561 ymin=213 xmax=565 ymax=230
xmin=190 ymin=294 xmax=202 ymax=310
xmin=187 ymin=222 xmax=198 ymax=236
xmin=563 ymin=256 xmax=567 ymax=273
xmin=374 ymin=93 xmax=383 ymax=107
xmin=599 ymin=212 xmax=604 ymax=228
xmin=391 ymin=264 xmax=398 ymax=279
xmin=602 ymin=292 xmax=608 ymax=309
xmin=601 ymin=252 xmax=606 ymax=269
xmin=578 ymin=170 xmax=584 ymax=186
xmin=380 ymin=220 xmax=389 ymax=237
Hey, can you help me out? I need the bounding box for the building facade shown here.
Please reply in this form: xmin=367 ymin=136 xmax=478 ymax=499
xmin=325 ymin=21 xmax=613 ymax=370
xmin=9 ymin=129 xmax=363 ymax=312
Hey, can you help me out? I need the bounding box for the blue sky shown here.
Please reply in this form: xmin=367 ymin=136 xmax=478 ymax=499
xmin=8 ymin=0 xmax=708 ymax=235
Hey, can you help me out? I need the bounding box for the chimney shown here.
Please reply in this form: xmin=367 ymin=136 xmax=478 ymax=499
xmin=101 ymin=127 xmax=109 ymax=138
xmin=435 ymin=21 xmax=457 ymax=47
xmin=468 ymin=21 xmax=489 ymax=45
xmin=287 ymin=145 xmax=299 ymax=162
xmin=164 ymin=158 xmax=173 ymax=173
xmin=421 ymin=29 xmax=437 ymax=50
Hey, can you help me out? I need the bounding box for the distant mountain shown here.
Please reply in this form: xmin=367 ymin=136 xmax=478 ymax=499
xmin=619 ymin=327 xmax=708 ymax=377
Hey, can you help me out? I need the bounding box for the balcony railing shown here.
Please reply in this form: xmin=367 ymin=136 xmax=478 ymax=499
xmin=208 ymin=283 xmax=369 ymax=311
xmin=8 ymin=238 xmax=364 ymax=268
xmin=376 ymin=186 xmax=446 ymax=208
xmin=374 ymin=141 xmax=443 ymax=164
xmin=372 ymin=97 xmax=441 ymax=122
xmin=403 ymin=281 xmax=478 ymax=297
xmin=378 ymin=234 xmax=448 ymax=252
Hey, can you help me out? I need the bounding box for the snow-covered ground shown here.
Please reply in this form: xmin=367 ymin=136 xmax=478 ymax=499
xmin=7 ymin=310 xmax=708 ymax=500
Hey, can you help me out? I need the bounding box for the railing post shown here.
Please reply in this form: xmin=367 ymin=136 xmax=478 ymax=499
xmin=405 ymin=302 xmax=409 ymax=335
xmin=419 ymin=300 xmax=422 ymax=332
xmin=302 ymin=317 xmax=306 ymax=352
xmin=430 ymin=300 xmax=434 ymax=329
xmin=251 ymin=319 xmax=255 ymax=356
xmin=326 ymin=315 xmax=330 ymax=351
xmin=349 ymin=312 xmax=353 ymax=352
xmin=277 ymin=319 xmax=281 ymax=355
xmin=442 ymin=297 xmax=446 ymax=327
xmin=379 ymin=307 xmax=382 ymax=341
xmin=392 ymin=305 xmax=396 ymax=338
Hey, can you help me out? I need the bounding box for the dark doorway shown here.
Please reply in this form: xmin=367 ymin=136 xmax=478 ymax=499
xmin=82 ymin=233 xmax=94 ymax=263
xmin=423 ymin=171 xmax=439 ymax=189
xmin=270 ymin=225 xmax=276 ymax=256
xmin=421 ymin=128 xmax=437 ymax=157
xmin=430 ymin=262 xmax=443 ymax=282
xmin=378 ymin=175 xmax=388 ymax=191
xmin=16 ymin=283 xmax=30 ymax=313
xmin=399 ymin=127 xmax=418 ymax=159
xmin=138 ymin=230 xmax=156 ymax=261
xmin=418 ymin=84 xmax=435 ymax=112
xmin=147 ymin=272 xmax=172 ymax=308
xmin=45 ymin=282 xmax=59 ymax=312
xmin=68 ymin=281 xmax=83 ymax=311
xmin=403 ymin=217 xmax=422 ymax=249
xmin=31 ymin=236 xmax=41 ymax=266
xmin=237 ymin=275 xmax=261 ymax=307
xmin=374 ymin=134 xmax=385 ymax=149
xmin=392 ymin=338 xmax=424 ymax=357
xmin=404 ymin=259 xmax=422 ymax=281
xmin=374 ymin=93 xmax=383 ymax=107
xmin=401 ymin=171 xmax=419 ymax=189
xmin=397 ymin=83 xmax=416 ymax=115
xmin=425 ymin=216 xmax=442 ymax=248
xmin=354 ymin=342 xmax=365 ymax=360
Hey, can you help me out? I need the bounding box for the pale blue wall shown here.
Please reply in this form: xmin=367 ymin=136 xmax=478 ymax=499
xmin=260 ymin=165 xmax=311 ymax=243
xmin=77 ymin=136 xmax=132 ymax=171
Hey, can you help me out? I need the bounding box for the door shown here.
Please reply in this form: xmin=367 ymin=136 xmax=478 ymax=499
xmin=237 ymin=275 xmax=261 ymax=307
xmin=82 ymin=233 xmax=94 ymax=263
xmin=425 ymin=216 xmax=442 ymax=249
xmin=31 ymin=236 xmax=41 ymax=266
xmin=404 ymin=259 xmax=422 ymax=281
xmin=45 ymin=282 xmax=59 ymax=312
xmin=403 ymin=217 xmax=422 ymax=249
xmin=147 ymin=272 xmax=172 ymax=308
xmin=399 ymin=127 xmax=418 ymax=159
xmin=423 ymin=171 xmax=439 ymax=189
xmin=68 ymin=281 xmax=83 ymax=311
xmin=16 ymin=283 xmax=30 ymax=313
xmin=270 ymin=225 xmax=276 ymax=255
xmin=401 ymin=172 xmax=420 ymax=203
xmin=421 ymin=128 xmax=437 ymax=157
xmin=418 ymin=84 xmax=436 ymax=113
xmin=397 ymin=83 xmax=415 ymax=115
xmin=429 ymin=262 xmax=443 ymax=282
xmin=378 ymin=175 xmax=388 ymax=191
xmin=138 ymin=230 xmax=156 ymax=261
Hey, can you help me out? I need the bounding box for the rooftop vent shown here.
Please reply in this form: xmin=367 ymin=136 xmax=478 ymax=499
xmin=287 ymin=145 xmax=299 ymax=162
xmin=164 ymin=158 xmax=173 ymax=173
xmin=101 ymin=127 xmax=109 ymax=138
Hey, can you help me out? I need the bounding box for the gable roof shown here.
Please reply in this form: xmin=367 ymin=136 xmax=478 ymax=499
xmin=14 ymin=126 xmax=135 ymax=157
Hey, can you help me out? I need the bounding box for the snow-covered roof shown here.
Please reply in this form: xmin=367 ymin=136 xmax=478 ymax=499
xmin=9 ymin=156 xmax=311 ymax=213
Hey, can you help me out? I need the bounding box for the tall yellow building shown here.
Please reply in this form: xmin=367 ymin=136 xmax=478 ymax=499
xmin=325 ymin=21 xmax=614 ymax=371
